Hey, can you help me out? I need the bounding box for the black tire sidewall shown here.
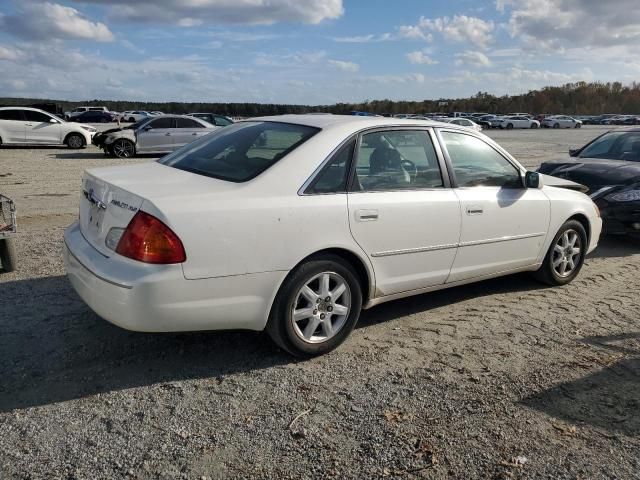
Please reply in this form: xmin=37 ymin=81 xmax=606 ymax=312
xmin=542 ymin=220 xmax=587 ymax=285
xmin=268 ymin=257 xmax=363 ymax=357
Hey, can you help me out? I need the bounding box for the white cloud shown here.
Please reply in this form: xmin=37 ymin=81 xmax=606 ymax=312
xmin=454 ymin=50 xmax=491 ymax=67
xmin=406 ymin=50 xmax=438 ymax=65
xmin=77 ymin=0 xmax=343 ymax=26
xmin=366 ymin=73 xmax=426 ymax=85
xmin=0 ymin=2 xmax=114 ymax=42
xmin=400 ymin=15 xmax=494 ymax=48
xmin=0 ymin=46 xmax=21 ymax=61
xmin=328 ymin=59 xmax=359 ymax=72
xmin=499 ymin=0 xmax=640 ymax=49
xmin=332 ymin=33 xmax=394 ymax=43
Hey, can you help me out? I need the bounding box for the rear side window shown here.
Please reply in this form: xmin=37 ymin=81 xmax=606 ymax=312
xmin=148 ymin=117 xmax=174 ymax=129
xmin=306 ymin=139 xmax=355 ymax=194
xmin=176 ymin=118 xmax=204 ymax=128
xmin=214 ymin=116 xmax=233 ymax=126
xmin=159 ymin=121 xmax=319 ymax=182
xmin=0 ymin=110 xmax=24 ymax=121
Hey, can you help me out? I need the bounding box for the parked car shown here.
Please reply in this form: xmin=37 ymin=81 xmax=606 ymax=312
xmin=149 ymin=111 xmax=164 ymax=116
xmin=476 ymin=115 xmax=504 ymax=129
xmin=0 ymin=107 xmax=96 ymax=148
xmin=541 ymin=115 xmax=582 ymax=129
xmin=187 ymin=113 xmax=234 ymax=127
xmin=64 ymin=106 xmax=109 ymax=121
xmin=499 ymin=116 xmax=540 ymax=129
xmin=538 ymin=129 xmax=640 ymax=237
xmin=120 ymin=111 xmax=151 ymax=123
xmin=441 ymin=117 xmax=483 ymax=132
xmin=71 ymin=111 xmax=116 ymax=124
xmin=99 ymin=115 xmax=216 ymax=158
xmin=64 ymin=115 xmax=601 ymax=357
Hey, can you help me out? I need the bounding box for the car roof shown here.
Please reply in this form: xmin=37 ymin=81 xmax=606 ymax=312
xmin=0 ymin=106 xmax=49 ymax=112
xmin=247 ymin=114 xmax=445 ymax=131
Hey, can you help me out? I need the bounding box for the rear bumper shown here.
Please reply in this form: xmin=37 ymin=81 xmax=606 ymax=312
xmin=64 ymin=222 xmax=286 ymax=332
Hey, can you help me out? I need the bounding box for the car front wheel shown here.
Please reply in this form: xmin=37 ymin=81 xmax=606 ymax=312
xmin=534 ymin=220 xmax=587 ymax=286
xmin=111 ymin=139 xmax=136 ymax=158
xmin=65 ymin=133 xmax=85 ymax=149
xmin=266 ymin=255 xmax=363 ymax=357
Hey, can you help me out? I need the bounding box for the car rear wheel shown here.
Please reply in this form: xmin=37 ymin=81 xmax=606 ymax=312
xmin=65 ymin=133 xmax=85 ymax=149
xmin=111 ymin=139 xmax=136 ymax=158
xmin=534 ymin=220 xmax=587 ymax=286
xmin=530 ymin=123 xmax=538 ymax=129
xmin=506 ymin=123 xmax=514 ymax=130
xmin=553 ymin=123 xmax=560 ymax=129
xmin=0 ymin=238 xmax=16 ymax=273
xmin=266 ymin=255 xmax=363 ymax=357
xmin=128 ymin=117 xmax=135 ymax=123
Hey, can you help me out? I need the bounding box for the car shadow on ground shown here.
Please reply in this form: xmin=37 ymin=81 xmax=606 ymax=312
xmin=521 ymin=332 xmax=640 ymax=436
xmin=0 ymin=272 xmax=548 ymax=413
xmin=588 ymin=235 xmax=640 ymax=259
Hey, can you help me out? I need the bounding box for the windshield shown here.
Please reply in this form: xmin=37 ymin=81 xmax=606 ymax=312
xmin=579 ymin=131 xmax=640 ymax=161
xmin=159 ymin=121 xmax=320 ymax=182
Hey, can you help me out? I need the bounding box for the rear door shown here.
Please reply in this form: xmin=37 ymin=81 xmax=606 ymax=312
xmin=0 ymin=109 xmax=27 ymax=143
xmin=436 ymin=129 xmax=550 ymax=282
xmin=172 ymin=117 xmax=211 ymax=149
xmin=24 ymin=110 xmax=62 ymax=144
xmin=347 ymin=128 xmax=461 ymax=296
xmin=136 ymin=117 xmax=175 ymax=152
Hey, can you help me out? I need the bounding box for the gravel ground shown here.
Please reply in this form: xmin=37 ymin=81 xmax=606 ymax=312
xmin=0 ymin=125 xmax=639 ymax=479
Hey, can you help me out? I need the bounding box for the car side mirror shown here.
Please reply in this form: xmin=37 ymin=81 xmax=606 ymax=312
xmin=49 ymin=118 xmax=58 ymax=123
xmin=524 ymin=171 xmax=543 ymax=189
xmin=569 ymin=148 xmax=580 ymax=157
xmin=143 ymin=126 xmax=153 ymax=131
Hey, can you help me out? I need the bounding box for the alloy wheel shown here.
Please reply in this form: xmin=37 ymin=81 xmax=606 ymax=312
xmin=552 ymin=229 xmax=582 ymax=277
xmin=291 ymin=272 xmax=351 ymax=344
xmin=113 ymin=140 xmax=134 ymax=158
xmin=67 ymin=135 xmax=83 ymax=148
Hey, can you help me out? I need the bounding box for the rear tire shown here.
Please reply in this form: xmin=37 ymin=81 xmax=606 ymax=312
xmin=533 ymin=220 xmax=587 ymax=286
xmin=65 ymin=133 xmax=85 ymax=149
xmin=266 ymin=255 xmax=363 ymax=358
xmin=506 ymin=123 xmax=514 ymax=130
xmin=128 ymin=117 xmax=135 ymax=123
xmin=0 ymin=238 xmax=16 ymax=273
xmin=553 ymin=123 xmax=560 ymax=129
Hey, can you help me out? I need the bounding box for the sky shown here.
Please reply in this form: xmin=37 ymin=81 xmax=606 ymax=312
xmin=0 ymin=0 xmax=639 ymax=104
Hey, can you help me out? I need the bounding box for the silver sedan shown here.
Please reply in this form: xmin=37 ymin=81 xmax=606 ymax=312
xmin=101 ymin=115 xmax=217 ymax=158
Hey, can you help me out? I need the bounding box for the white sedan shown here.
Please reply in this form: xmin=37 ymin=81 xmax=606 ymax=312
xmin=499 ymin=116 xmax=540 ymax=129
xmin=0 ymin=107 xmax=96 ymax=148
xmin=542 ymin=115 xmax=582 ymax=129
xmin=441 ymin=117 xmax=483 ymax=132
xmin=64 ymin=115 xmax=601 ymax=357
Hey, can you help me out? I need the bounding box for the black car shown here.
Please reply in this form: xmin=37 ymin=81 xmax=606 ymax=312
xmin=538 ymin=130 xmax=640 ymax=237
xmin=72 ymin=111 xmax=115 ymax=123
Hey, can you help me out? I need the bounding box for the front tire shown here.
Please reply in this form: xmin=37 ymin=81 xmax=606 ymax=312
xmin=506 ymin=123 xmax=514 ymax=130
xmin=65 ymin=133 xmax=85 ymax=149
xmin=110 ymin=139 xmax=136 ymax=158
xmin=0 ymin=238 xmax=16 ymax=273
xmin=530 ymin=123 xmax=538 ymax=129
xmin=266 ymin=255 xmax=363 ymax=357
xmin=553 ymin=123 xmax=560 ymax=129
xmin=534 ymin=220 xmax=587 ymax=286
xmin=128 ymin=117 xmax=135 ymax=123
xmin=575 ymin=123 xmax=581 ymax=128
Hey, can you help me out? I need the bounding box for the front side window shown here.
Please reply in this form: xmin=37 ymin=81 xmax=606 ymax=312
xmin=24 ymin=110 xmax=53 ymax=123
xmin=306 ymin=139 xmax=355 ymax=194
xmin=160 ymin=121 xmax=319 ymax=182
xmin=353 ymin=130 xmax=443 ymax=191
xmin=440 ymin=131 xmax=522 ymax=188
xmin=0 ymin=109 xmax=24 ymax=121
xmin=147 ymin=117 xmax=174 ymax=129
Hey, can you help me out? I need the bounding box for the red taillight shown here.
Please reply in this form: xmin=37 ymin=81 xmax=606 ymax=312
xmin=116 ymin=211 xmax=186 ymax=264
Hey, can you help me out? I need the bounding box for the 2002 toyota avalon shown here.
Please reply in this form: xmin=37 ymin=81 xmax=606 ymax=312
xmin=64 ymin=115 xmax=602 ymax=357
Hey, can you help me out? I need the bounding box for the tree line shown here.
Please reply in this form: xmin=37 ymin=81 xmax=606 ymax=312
xmin=3 ymin=81 xmax=640 ymax=117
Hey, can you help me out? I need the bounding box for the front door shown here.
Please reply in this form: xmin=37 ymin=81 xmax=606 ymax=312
xmin=136 ymin=117 xmax=175 ymax=152
xmin=0 ymin=109 xmax=27 ymax=143
xmin=347 ymin=129 xmax=461 ymax=296
xmin=437 ymin=130 xmax=550 ymax=283
xmin=24 ymin=110 xmax=61 ymax=144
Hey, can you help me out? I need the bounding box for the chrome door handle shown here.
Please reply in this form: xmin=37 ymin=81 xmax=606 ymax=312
xmin=165 ymin=133 xmax=171 ymax=136
xmin=466 ymin=205 xmax=483 ymax=215
xmin=355 ymin=209 xmax=378 ymax=221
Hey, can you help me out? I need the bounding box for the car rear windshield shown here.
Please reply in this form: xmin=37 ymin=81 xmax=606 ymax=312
xmin=579 ymin=131 xmax=640 ymax=161
xmin=159 ymin=121 xmax=320 ymax=182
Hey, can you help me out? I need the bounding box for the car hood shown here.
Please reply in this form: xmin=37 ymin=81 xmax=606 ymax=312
xmin=538 ymin=158 xmax=640 ymax=193
xmin=104 ymin=129 xmax=136 ymax=142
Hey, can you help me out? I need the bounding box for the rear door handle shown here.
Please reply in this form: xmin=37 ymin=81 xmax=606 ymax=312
xmin=192 ymin=132 xmax=198 ymax=135
xmin=165 ymin=133 xmax=171 ymax=136
xmin=466 ymin=205 xmax=483 ymax=215
xmin=355 ymin=209 xmax=378 ymax=221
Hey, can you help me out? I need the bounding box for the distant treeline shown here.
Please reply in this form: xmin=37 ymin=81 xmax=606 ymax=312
xmin=3 ymin=81 xmax=640 ymax=116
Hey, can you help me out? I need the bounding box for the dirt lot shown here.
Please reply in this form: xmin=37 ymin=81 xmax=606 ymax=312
xmin=0 ymin=125 xmax=638 ymax=479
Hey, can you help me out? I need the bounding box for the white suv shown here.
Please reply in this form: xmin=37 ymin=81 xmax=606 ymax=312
xmin=65 ymin=106 xmax=109 ymax=120
xmin=0 ymin=107 xmax=96 ymax=148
